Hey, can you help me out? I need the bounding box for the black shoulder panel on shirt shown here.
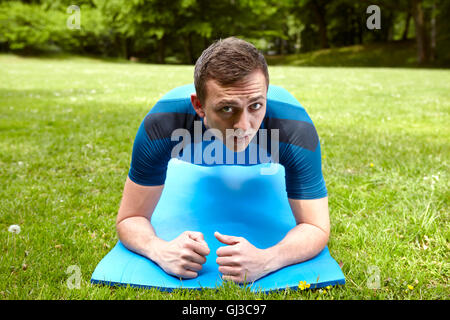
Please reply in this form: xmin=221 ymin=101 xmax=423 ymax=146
xmin=263 ymin=117 xmax=319 ymax=152
xmin=144 ymin=112 xmax=197 ymax=141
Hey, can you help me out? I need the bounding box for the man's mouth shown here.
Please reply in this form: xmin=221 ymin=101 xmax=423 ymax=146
xmin=232 ymin=134 xmax=250 ymax=144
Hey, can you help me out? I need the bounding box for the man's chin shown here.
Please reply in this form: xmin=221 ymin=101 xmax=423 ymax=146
xmin=232 ymin=144 xmax=248 ymax=152
xmin=224 ymin=136 xmax=250 ymax=152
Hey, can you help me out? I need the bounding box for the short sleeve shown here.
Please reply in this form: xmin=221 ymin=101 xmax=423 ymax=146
xmin=127 ymin=117 xmax=172 ymax=186
xmin=280 ymin=133 xmax=328 ymax=200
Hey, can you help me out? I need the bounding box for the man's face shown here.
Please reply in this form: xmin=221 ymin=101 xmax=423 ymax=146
xmin=192 ymin=70 xmax=267 ymax=152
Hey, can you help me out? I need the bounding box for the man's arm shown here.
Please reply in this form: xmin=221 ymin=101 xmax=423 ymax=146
xmin=266 ymin=196 xmax=330 ymax=269
xmin=116 ymin=177 xmax=210 ymax=279
xmin=215 ymin=196 xmax=329 ymax=283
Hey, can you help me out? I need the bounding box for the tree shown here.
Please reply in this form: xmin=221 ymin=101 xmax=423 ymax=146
xmin=412 ymin=0 xmax=429 ymax=63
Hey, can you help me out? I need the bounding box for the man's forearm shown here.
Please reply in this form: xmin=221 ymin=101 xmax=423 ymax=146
xmin=116 ymin=216 xmax=164 ymax=263
xmin=264 ymin=223 xmax=329 ymax=273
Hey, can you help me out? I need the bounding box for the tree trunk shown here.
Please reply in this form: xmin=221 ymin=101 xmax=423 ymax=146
xmin=356 ymin=10 xmax=363 ymax=44
xmin=402 ymin=10 xmax=411 ymax=40
xmin=430 ymin=2 xmax=436 ymax=61
xmin=379 ymin=11 xmax=394 ymax=42
xmin=412 ymin=0 xmax=429 ymax=64
xmin=157 ymin=36 xmax=166 ymax=64
xmin=122 ymin=37 xmax=129 ymax=60
xmin=348 ymin=6 xmax=354 ymax=45
xmin=278 ymin=37 xmax=286 ymax=55
xmin=311 ymin=0 xmax=329 ymax=49
xmin=182 ymin=33 xmax=194 ymax=64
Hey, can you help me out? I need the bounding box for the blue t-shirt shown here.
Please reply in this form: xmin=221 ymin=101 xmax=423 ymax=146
xmin=128 ymin=84 xmax=327 ymax=200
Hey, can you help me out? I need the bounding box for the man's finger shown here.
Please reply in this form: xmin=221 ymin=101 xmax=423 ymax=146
xmin=187 ymin=238 xmax=210 ymax=256
xmin=214 ymin=231 xmax=240 ymax=245
xmin=188 ymin=231 xmax=206 ymax=243
xmin=188 ymin=232 xmax=209 ymax=249
xmin=216 ymin=245 xmax=236 ymax=257
xmin=179 ymin=269 xmax=198 ymax=279
xmin=216 ymin=256 xmax=239 ymax=266
xmin=183 ymin=261 xmax=203 ymax=272
xmin=218 ymin=265 xmax=240 ymax=276
xmin=186 ymin=251 xmax=207 ymax=265
xmin=221 ymin=275 xmax=242 ymax=283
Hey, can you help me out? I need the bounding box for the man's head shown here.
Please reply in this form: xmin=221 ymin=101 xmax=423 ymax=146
xmin=191 ymin=37 xmax=269 ymax=152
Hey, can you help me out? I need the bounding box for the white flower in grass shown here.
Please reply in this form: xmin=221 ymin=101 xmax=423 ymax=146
xmin=8 ymin=225 xmax=21 ymax=234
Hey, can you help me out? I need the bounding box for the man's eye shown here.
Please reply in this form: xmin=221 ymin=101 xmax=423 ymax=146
xmin=222 ymin=106 xmax=233 ymax=113
xmin=251 ymin=103 xmax=262 ymax=110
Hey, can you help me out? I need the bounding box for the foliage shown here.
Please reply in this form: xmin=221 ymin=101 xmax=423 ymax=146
xmin=0 ymin=0 xmax=448 ymax=64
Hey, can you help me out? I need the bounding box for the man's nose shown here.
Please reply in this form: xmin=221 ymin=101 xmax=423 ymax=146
xmin=233 ymin=109 xmax=251 ymax=133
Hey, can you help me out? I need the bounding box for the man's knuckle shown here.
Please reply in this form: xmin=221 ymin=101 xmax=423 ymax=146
xmin=194 ymin=263 xmax=202 ymax=271
xmin=181 ymin=241 xmax=191 ymax=249
xmin=181 ymin=259 xmax=192 ymax=268
xmin=174 ymin=267 xmax=184 ymax=276
xmin=180 ymin=248 xmax=189 ymax=258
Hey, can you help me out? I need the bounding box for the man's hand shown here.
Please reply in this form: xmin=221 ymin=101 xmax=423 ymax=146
xmin=215 ymin=231 xmax=271 ymax=284
xmin=154 ymin=231 xmax=210 ymax=279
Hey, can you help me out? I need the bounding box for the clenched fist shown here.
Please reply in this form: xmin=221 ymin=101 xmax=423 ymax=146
xmin=215 ymin=231 xmax=272 ymax=284
xmin=154 ymin=231 xmax=210 ymax=279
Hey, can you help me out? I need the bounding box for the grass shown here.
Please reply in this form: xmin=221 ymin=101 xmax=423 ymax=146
xmin=265 ymin=40 xmax=450 ymax=68
xmin=0 ymin=54 xmax=449 ymax=300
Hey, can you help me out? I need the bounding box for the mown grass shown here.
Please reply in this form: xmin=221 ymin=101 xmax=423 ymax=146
xmin=265 ymin=40 xmax=449 ymax=68
xmin=0 ymin=54 xmax=449 ymax=300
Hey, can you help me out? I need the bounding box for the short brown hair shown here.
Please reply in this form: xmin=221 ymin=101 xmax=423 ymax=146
xmin=194 ymin=37 xmax=269 ymax=103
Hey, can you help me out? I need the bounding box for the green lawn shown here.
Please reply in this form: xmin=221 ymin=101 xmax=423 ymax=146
xmin=0 ymin=54 xmax=449 ymax=300
xmin=265 ymin=40 xmax=449 ymax=68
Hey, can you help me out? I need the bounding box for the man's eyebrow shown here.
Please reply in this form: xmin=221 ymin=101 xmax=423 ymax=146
xmin=216 ymin=99 xmax=240 ymax=107
xmin=217 ymin=95 xmax=265 ymax=105
xmin=248 ymin=95 xmax=266 ymax=103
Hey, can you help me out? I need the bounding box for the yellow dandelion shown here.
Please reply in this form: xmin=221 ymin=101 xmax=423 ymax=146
xmin=407 ymin=285 xmax=414 ymax=290
xmin=370 ymin=163 xmax=374 ymax=167
xmin=298 ymin=280 xmax=308 ymax=291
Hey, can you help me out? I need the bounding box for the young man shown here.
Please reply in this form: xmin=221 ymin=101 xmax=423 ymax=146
xmin=115 ymin=37 xmax=330 ymax=284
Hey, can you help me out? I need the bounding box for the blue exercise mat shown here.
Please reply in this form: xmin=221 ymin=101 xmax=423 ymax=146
xmin=91 ymin=159 xmax=345 ymax=292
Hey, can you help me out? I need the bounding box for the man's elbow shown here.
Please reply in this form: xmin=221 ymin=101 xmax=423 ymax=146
xmin=115 ymin=214 xmax=129 ymax=237
xmin=314 ymin=223 xmax=330 ymax=248
xmin=322 ymin=228 xmax=330 ymax=246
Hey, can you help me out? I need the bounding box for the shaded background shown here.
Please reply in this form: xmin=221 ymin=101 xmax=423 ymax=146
xmin=1 ymin=0 xmax=449 ymax=67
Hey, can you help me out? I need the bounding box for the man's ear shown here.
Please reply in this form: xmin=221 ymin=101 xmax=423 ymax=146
xmin=191 ymin=93 xmax=205 ymax=118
